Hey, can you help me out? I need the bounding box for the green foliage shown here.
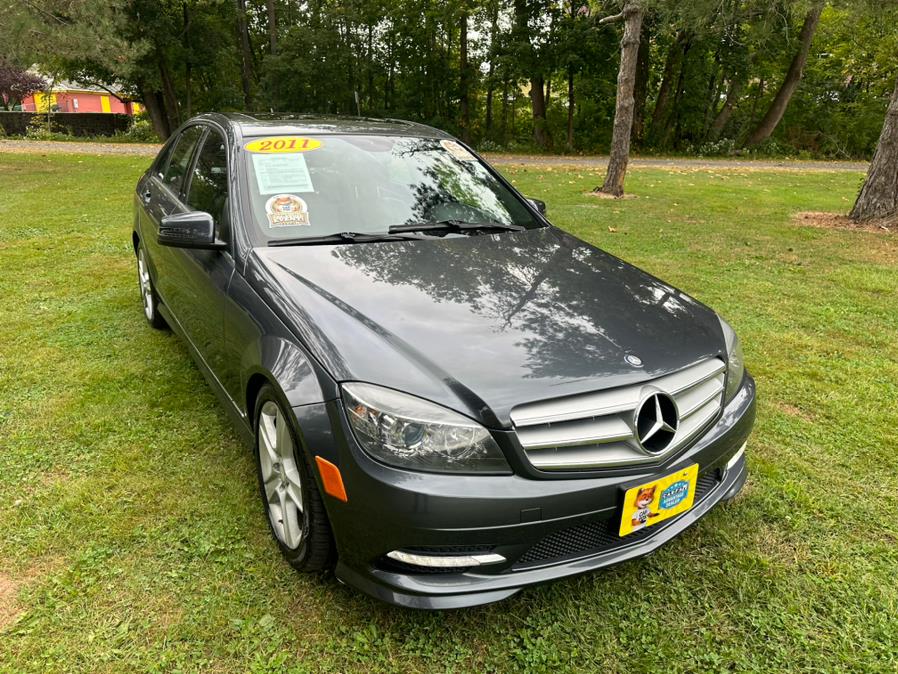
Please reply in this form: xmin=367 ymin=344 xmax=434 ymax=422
xmin=24 ymin=115 xmax=68 ymax=141
xmin=116 ymin=116 xmax=160 ymax=143
xmin=4 ymin=1 xmax=898 ymax=155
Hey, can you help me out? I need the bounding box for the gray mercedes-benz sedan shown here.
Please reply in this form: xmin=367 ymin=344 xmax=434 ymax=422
xmin=133 ymin=113 xmax=755 ymax=608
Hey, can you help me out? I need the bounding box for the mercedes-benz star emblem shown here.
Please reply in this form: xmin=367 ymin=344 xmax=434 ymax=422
xmin=635 ymin=392 xmax=679 ymax=453
xmin=625 ymin=354 xmax=643 ymax=367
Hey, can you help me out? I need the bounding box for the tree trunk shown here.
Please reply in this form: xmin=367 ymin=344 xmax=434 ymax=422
xmin=157 ymin=51 xmax=181 ymax=132
xmin=459 ymin=10 xmax=470 ymax=142
xmin=851 ymin=77 xmax=898 ymax=224
xmin=596 ymin=2 xmax=644 ymax=197
xmin=701 ymin=49 xmax=722 ymax=134
xmin=567 ymin=66 xmax=575 ymax=150
xmin=140 ymin=86 xmax=170 ymax=140
xmin=484 ymin=1 xmax=499 ymax=136
xmin=529 ymin=75 xmax=552 ymax=149
xmin=631 ymin=23 xmax=650 ymax=144
xmin=649 ymin=31 xmax=686 ymax=141
xmin=266 ymin=0 xmax=277 ymax=55
xmin=665 ymin=39 xmax=691 ymax=148
xmin=709 ymin=77 xmax=743 ymax=139
xmin=501 ymin=75 xmax=509 ymax=142
xmin=366 ymin=23 xmax=374 ymax=108
xmin=236 ymin=0 xmax=255 ymax=108
xmin=745 ymin=2 xmax=823 ymax=146
xmin=513 ymin=0 xmax=551 ymax=149
xmin=183 ymin=3 xmax=192 ymax=119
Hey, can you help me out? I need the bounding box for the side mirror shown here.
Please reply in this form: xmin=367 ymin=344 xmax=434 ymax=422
xmin=158 ymin=211 xmax=226 ymax=250
xmin=527 ymin=198 xmax=547 ymax=216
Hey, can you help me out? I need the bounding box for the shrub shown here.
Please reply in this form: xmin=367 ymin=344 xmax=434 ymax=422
xmin=115 ymin=116 xmax=160 ymax=143
xmin=476 ymin=139 xmax=505 ymax=153
xmin=688 ymin=138 xmax=738 ymax=157
xmin=24 ymin=115 xmax=53 ymax=140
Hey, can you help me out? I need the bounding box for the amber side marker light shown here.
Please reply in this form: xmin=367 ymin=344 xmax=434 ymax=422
xmin=315 ymin=456 xmax=348 ymax=502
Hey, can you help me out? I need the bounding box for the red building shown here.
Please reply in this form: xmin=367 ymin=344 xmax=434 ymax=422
xmin=21 ymin=79 xmax=141 ymax=115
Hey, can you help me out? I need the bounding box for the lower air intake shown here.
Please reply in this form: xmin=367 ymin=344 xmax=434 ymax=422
xmin=514 ymin=471 xmax=720 ymax=569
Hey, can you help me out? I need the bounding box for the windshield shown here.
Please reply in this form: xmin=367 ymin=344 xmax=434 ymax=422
xmin=242 ymin=134 xmax=539 ymax=243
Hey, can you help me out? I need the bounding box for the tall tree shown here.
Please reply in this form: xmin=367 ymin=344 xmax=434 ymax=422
xmin=266 ymin=0 xmax=277 ymax=55
xmin=851 ymin=76 xmax=898 ymax=225
xmin=708 ymin=77 xmax=743 ymax=139
xmin=235 ymin=0 xmax=255 ymax=108
xmin=459 ymin=6 xmax=471 ymax=141
xmin=745 ymin=1 xmax=824 ymax=146
xmin=631 ymin=21 xmax=651 ymax=144
xmin=648 ymin=30 xmax=688 ymax=143
xmin=483 ymin=0 xmax=500 ymax=137
xmin=512 ymin=0 xmax=554 ymax=149
xmin=595 ymin=1 xmax=644 ymax=197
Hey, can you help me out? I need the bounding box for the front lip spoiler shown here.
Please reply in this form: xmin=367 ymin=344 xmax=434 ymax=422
xmin=334 ymin=453 xmax=748 ymax=610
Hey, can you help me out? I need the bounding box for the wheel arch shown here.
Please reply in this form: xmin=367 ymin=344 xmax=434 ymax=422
xmin=242 ymin=335 xmax=332 ymax=418
xmin=245 ymin=371 xmax=272 ymax=424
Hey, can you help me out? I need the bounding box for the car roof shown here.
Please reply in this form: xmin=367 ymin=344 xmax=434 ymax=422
xmin=198 ymin=112 xmax=452 ymax=139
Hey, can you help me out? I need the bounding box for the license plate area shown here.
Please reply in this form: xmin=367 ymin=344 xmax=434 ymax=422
xmin=619 ymin=464 xmax=699 ymax=537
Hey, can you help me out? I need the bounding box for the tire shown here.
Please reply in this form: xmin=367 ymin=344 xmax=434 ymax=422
xmin=136 ymin=244 xmax=168 ymax=330
xmin=253 ymin=385 xmax=335 ymax=571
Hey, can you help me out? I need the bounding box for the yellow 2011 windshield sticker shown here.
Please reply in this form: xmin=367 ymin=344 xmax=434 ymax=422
xmin=244 ymin=136 xmax=322 ymax=153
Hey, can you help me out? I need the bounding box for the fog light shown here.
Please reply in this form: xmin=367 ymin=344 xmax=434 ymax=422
xmin=725 ymin=443 xmax=746 ymax=471
xmin=385 ymin=549 xmax=506 ymax=568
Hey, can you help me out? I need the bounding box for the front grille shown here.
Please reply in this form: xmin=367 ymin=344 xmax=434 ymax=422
xmin=514 ymin=471 xmax=720 ymax=569
xmin=510 ymin=358 xmax=726 ymax=470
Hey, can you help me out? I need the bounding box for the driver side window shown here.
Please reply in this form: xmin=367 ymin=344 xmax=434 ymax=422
xmin=186 ymin=130 xmax=230 ymax=244
xmin=163 ymin=126 xmax=204 ymax=196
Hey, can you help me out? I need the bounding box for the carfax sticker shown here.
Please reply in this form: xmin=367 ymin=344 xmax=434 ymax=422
xmin=440 ymin=139 xmax=476 ymax=161
xmin=265 ymin=194 xmax=310 ymax=227
xmin=245 ymin=136 xmax=322 ymax=153
xmin=252 ymin=153 xmax=314 ymax=194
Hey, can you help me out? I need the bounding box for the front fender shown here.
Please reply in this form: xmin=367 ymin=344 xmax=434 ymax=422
xmin=242 ymin=335 xmax=334 ymax=409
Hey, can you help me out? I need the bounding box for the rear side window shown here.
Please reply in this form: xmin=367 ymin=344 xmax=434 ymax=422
xmin=186 ymin=130 xmax=230 ymax=242
xmin=163 ymin=126 xmax=204 ymax=196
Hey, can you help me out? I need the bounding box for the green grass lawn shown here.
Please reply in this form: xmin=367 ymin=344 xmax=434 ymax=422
xmin=1 ymin=152 xmax=896 ymax=673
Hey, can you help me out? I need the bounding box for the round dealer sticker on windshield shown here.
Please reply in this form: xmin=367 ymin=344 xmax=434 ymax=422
xmin=245 ymin=136 xmax=322 ymax=153
xmin=265 ymin=194 xmax=310 ymax=227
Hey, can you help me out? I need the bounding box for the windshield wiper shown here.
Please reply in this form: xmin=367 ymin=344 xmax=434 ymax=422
xmin=267 ymin=231 xmax=427 ymax=246
xmin=388 ymin=219 xmax=525 ymax=234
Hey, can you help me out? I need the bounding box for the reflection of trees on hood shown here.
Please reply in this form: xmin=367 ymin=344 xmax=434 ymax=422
xmin=332 ymin=228 xmax=702 ymax=381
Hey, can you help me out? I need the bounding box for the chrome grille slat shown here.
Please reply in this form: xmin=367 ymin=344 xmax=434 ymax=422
xmin=511 ymin=358 xmax=726 ymax=470
xmin=509 ymin=389 xmax=640 ymax=427
xmin=516 ymin=416 xmax=633 ymax=450
xmin=526 ymin=442 xmax=646 ymax=469
xmin=654 ymin=359 xmax=725 ymax=395
xmin=677 ymin=378 xmax=725 ymax=419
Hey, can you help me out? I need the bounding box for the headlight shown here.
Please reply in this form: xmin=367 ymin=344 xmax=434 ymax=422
xmin=719 ymin=317 xmax=745 ymax=403
xmin=341 ymin=383 xmax=511 ymax=474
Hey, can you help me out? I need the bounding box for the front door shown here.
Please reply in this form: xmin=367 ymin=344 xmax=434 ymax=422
xmin=175 ymin=127 xmax=236 ymax=380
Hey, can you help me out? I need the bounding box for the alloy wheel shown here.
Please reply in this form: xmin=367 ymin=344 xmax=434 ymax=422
xmin=137 ymin=248 xmax=154 ymax=320
xmin=258 ymin=401 xmax=305 ymax=549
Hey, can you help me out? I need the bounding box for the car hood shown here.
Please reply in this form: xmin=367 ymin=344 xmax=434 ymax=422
xmin=249 ymin=227 xmax=724 ymax=427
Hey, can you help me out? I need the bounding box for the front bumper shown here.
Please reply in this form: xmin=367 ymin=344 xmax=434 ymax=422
xmin=299 ymin=373 xmax=756 ymax=609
